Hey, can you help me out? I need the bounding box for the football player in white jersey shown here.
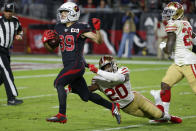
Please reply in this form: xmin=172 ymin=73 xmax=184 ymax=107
xmin=150 ymin=2 xmax=196 ymax=123
xmin=88 ymin=55 xmax=182 ymax=123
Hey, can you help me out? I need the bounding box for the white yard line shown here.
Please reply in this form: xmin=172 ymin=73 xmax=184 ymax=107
xmin=15 ymin=74 xmax=58 ymax=79
xmin=91 ymin=116 xmax=196 ymax=131
xmin=12 ymin=57 xmax=172 ymax=65
xmin=0 ymin=94 xmax=56 ymax=101
xmin=14 ymin=67 xmax=167 ymax=79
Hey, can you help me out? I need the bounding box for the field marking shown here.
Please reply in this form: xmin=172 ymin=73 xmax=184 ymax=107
xmin=15 ymin=74 xmax=58 ymax=79
xmin=12 ymin=57 xmax=172 ymax=65
xmin=91 ymin=115 xmax=196 ymax=131
xmin=14 ymin=67 xmax=167 ymax=79
xmin=0 ymin=94 xmax=56 ymax=102
xmin=17 ymin=86 xmax=29 ymax=89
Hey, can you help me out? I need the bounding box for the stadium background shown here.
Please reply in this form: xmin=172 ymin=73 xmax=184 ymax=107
xmin=0 ymin=0 xmax=196 ymax=55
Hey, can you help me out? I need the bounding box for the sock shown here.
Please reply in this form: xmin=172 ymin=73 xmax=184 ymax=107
xmin=160 ymin=89 xmax=171 ymax=102
xmin=160 ymin=89 xmax=171 ymax=114
xmin=152 ymin=90 xmax=162 ymax=105
xmin=89 ymin=92 xmax=112 ymax=110
xmin=156 ymin=105 xmax=164 ymax=112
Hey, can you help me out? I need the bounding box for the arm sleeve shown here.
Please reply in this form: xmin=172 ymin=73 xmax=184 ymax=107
xmin=15 ymin=18 xmax=23 ymax=35
xmin=97 ymin=70 xmax=125 ymax=82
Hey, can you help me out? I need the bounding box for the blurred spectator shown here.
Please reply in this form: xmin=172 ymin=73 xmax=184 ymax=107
xmin=129 ymin=0 xmax=143 ymax=13
xmin=21 ymin=0 xmax=32 ymax=15
xmin=144 ymin=16 xmax=157 ymax=55
xmin=181 ymin=0 xmax=192 ymax=13
xmin=84 ymin=0 xmax=96 ymax=8
xmin=29 ymin=0 xmax=47 ymax=18
xmin=120 ymin=0 xmax=130 ymax=5
xmin=117 ymin=10 xmax=136 ymax=58
xmin=144 ymin=0 xmax=159 ymax=12
xmin=156 ymin=19 xmax=168 ymax=60
xmin=97 ymin=0 xmax=111 ymax=11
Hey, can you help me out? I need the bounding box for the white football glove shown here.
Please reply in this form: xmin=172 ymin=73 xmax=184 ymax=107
xmin=159 ymin=42 xmax=166 ymax=50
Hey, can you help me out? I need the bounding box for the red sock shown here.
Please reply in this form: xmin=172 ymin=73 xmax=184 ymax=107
xmin=160 ymin=89 xmax=171 ymax=102
xmin=156 ymin=105 xmax=164 ymax=112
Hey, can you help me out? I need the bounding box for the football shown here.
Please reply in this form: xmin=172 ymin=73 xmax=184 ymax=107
xmin=47 ymin=34 xmax=60 ymax=49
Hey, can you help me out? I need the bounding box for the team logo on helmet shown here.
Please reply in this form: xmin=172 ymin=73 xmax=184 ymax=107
xmin=74 ymin=6 xmax=79 ymax=12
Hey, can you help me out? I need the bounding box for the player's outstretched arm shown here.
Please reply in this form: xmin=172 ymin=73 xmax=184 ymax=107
xmin=88 ymin=64 xmax=125 ymax=82
xmin=82 ymin=18 xmax=103 ymax=44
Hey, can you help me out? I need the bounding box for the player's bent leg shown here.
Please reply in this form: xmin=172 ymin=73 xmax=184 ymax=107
xmin=111 ymin=103 xmax=121 ymax=124
xmin=122 ymin=92 xmax=149 ymax=118
xmin=134 ymin=92 xmax=163 ymax=119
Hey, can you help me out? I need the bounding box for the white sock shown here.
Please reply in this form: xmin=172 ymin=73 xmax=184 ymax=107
xmin=162 ymin=102 xmax=170 ymax=114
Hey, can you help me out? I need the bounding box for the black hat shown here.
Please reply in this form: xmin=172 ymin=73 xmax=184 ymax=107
xmin=4 ymin=3 xmax=15 ymax=12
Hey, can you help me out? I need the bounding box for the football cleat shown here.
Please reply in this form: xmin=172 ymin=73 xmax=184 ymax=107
xmin=7 ymin=99 xmax=23 ymax=105
xmin=46 ymin=113 xmax=67 ymax=123
xmin=170 ymin=116 xmax=182 ymax=123
xmin=112 ymin=103 xmax=121 ymax=124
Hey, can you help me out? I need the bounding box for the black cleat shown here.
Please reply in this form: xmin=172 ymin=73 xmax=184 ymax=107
xmin=7 ymin=99 xmax=23 ymax=105
xmin=112 ymin=103 xmax=121 ymax=124
xmin=46 ymin=113 xmax=67 ymax=123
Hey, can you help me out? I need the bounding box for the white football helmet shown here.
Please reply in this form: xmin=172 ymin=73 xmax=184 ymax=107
xmin=57 ymin=2 xmax=80 ymax=23
xmin=99 ymin=55 xmax=118 ymax=72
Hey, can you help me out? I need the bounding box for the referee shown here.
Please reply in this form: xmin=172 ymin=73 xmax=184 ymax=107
xmin=0 ymin=3 xmax=23 ymax=105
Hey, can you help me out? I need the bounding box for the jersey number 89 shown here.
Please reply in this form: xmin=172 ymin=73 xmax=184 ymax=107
xmin=59 ymin=35 xmax=75 ymax=52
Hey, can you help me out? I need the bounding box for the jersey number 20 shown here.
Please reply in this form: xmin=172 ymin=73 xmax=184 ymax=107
xmin=182 ymin=27 xmax=192 ymax=46
xmin=104 ymin=84 xmax=128 ymax=101
xmin=59 ymin=35 xmax=75 ymax=52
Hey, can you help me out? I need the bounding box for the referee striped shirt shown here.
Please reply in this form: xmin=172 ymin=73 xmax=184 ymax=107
xmin=0 ymin=15 xmax=22 ymax=49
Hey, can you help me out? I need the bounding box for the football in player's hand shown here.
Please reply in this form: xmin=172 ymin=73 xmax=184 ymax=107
xmin=47 ymin=35 xmax=60 ymax=49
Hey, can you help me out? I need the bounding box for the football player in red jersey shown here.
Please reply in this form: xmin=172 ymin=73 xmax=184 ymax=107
xmin=88 ymin=55 xmax=182 ymax=123
xmin=150 ymin=2 xmax=196 ymax=123
xmin=42 ymin=2 xmax=120 ymax=124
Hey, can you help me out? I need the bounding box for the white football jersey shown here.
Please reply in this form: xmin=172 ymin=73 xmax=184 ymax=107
xmin=92 ymin=66 xmax=134 ymax=108
xmin=165 ymin=20 xmax=196 ymax=66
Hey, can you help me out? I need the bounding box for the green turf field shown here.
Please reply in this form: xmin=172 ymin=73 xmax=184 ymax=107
xmin=0 ymin=55 xmax=196 ymax=131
